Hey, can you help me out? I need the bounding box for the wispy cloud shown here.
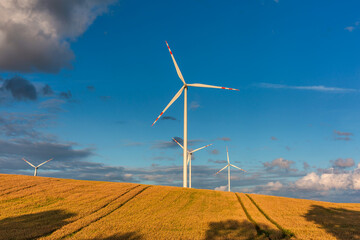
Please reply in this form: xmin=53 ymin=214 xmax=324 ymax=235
xmin=345 ymin=21 xmax=360 ymax=32
xmin=208 ymin=159 xmax=227 ymax=164
xmin=123 ymin=141 xmax=144 ymax=147
xmin=345 ymin=26 xmax=355 ymax=32
xmin=87 ymin=86 xmax=95 ymax=91
xmin=210 ymin=149 xmax=219 ymax=155
xmin=259 ymin=83 xmax=357 ymax=93
xmin=152 ymin=156 xmax=175 ymax=161
xmin=334 ymin=130 xmax=353 ymax=141
xmin=161 ymin=116 xmax=177 ymax=121
xmin=270 ymin=136 xmax=277 ymax=141
xmin=218 ymin=137 xmax=231 ymax=142
xmin=190 ymin=101 xmax=200 ymax=110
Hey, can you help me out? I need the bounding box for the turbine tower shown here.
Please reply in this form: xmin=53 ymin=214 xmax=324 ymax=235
xmin=172 ymin=138 xmax=212 ymax=188
xmin=215 ymin=147 xmax=246 ymax=192
xmin=22 ymin=158 xmax=53 ymax=176
xmin=152 ymin=41 xmax=239 ymax=188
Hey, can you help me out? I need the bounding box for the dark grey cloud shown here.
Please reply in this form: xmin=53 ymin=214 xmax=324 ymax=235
xmin=87 ymin=86 xmax=95 ymax=91
xmin=0 ymin=77 xmax=70 ymax=109
xmin=0 ymin=139 xmax=93 ymax=162
xmin=42 ymin=84 xmax=54 ymax=96
xmin=333 ymin=158 xmax=355 ymax=168
xmin=0 ymin=0 xmax=116 ymax=73
xmin=59 ymin=91 xmax=72 ymax=99
xmin=0 ymin=113 xmax=53 ymax=140
xmin=2 ymin=155 xmax=132 ymax=182
xmin=161 ymin=116 xmax=177 ymax=121
xmin=0 ymin=137 xmax=101 ymax=179
xmin=1 ymin=77 xmax=37 ymax=101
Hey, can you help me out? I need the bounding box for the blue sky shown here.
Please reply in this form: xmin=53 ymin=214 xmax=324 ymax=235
xmin=1 ymin=0 xmax=360 ymax=202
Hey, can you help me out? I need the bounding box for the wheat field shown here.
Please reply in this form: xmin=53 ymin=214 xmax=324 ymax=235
xmin=0 ymin=174 xmax=359 ymax=240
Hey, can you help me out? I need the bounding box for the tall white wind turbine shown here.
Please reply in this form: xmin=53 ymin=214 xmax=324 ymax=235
xmin=152 ymin=41 xmax=239 ymax=188
xmin=215 ymin=147 xmax=246 ymax=192
xmin=22 ymin=158 xmax=53 ymax=176
xmin=172 ymin=138 xmax=212 ymax=188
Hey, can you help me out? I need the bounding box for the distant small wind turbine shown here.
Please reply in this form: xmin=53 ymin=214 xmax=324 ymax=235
xmin=22 ymin=158 xmax=53 ymax=176
xmin=152 ymin=41 xmax=239 ymax=188
xmin=215 ymin=147 xmax=246 ymax=192
xmin=172 ymin=138 xmax=212 ymax=188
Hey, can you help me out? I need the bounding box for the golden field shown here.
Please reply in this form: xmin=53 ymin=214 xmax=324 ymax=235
xmin=0 ymin=174 xmax=359 ymax=240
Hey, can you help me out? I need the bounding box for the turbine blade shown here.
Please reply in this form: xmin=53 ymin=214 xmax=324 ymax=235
xmin=230 ymin=164 xmax=247 ymax=172
xmin=152 ymin=86 xmax=185 ymax=126
xmin=191 ymin=143 xmax=213 ymax=153
xmin=187 ymin=83 xmax=239 ymax=91
xmin=37 ymin=158 xmax=53 ymax=167
xmin=22 ymin=158 xmax=36 ymax=168
xmin=172 ymin=138 xmax=184 ymax=149
xmin=215 ymin=165 xmax=228 ymax=175
xmin=227 ymin=147 xmax=230 ymax=164
xmin=187 ymin=153 xmax=191 ymax=165
xmin=165 ymin=41 xmax=186 ymax=84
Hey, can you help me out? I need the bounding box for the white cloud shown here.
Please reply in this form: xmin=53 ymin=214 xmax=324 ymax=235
xmin=265 ymin=181 xmax=283 ymax=191
xmin=215 ymin=185 xmax=228 ymax=191
xmin=295 ymin=171 xmax=360 ymax=191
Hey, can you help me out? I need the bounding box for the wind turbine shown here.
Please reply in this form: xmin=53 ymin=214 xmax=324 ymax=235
xmin=172 ymin=137 xmax=212 ymax=188
xmin=22 ymin=158 xmax=53 ymax=176
xmin=215 ymin=147 xmax=246 ymax=192
xmin=152 ymin=41 xmax=239 ymax=188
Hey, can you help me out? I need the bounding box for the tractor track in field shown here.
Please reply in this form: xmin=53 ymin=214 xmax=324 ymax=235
xmin=0 ymin=178 xmax=68 ymax=198
xmin=39 ymin=185 xmax=150 ymax=240
xmin=245 ymin=194 xmax=295 ymax=239
xmin=0 ymin=184 xmax=39 ymax=197
xmin=39 ymin=184 xmax=141 ymax=239
xmin=60 ymin=185 xmax=151 ymax=239
xmin=235 ymin=193 xmax=272 ymax=239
